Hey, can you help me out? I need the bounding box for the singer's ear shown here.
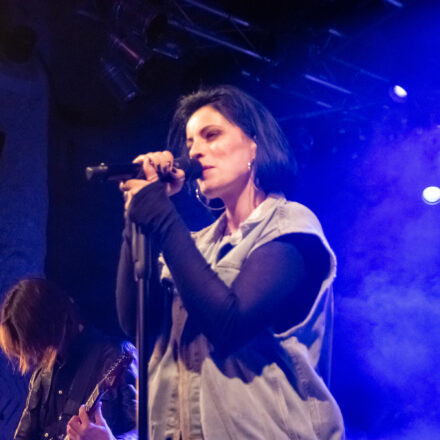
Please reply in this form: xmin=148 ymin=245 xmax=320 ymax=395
xmin=250 ymin=138 xmax=257 ymax=160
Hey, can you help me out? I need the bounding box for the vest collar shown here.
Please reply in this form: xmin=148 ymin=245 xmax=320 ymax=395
xmin=205 ymin=193 xmax=285 ymax=245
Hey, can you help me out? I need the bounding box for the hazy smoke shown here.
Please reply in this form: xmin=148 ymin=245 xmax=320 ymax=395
xmin=331 ymin=126 xmax=440 ymax=439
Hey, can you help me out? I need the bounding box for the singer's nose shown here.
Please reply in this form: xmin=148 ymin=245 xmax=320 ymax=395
xmin=188 ymin=142 xmax=204 ymax=160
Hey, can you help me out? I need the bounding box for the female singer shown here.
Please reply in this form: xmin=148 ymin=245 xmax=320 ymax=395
xmin=117 ymin=85 xmax=345 ymax=439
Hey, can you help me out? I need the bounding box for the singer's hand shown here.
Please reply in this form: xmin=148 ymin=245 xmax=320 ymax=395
xmin=120 ymin=151 xmax=185 ymax=211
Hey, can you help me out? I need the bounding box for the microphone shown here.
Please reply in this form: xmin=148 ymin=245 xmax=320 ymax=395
xmin=85 ymin=157 xmax=202 ymax=182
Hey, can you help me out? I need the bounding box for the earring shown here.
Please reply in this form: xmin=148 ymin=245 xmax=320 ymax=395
xmin=247 ymin=158 xmax=261 ymax=191
xmin=195 ymin=186 xmax=225 ymax=211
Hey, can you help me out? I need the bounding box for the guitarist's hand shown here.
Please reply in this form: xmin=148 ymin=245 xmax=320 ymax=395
xmin=66 ymin=403 xmax=116 ymax=440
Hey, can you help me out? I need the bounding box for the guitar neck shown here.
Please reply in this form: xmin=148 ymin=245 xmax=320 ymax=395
xmin=84 ymin=384 xmax=105 ymax=415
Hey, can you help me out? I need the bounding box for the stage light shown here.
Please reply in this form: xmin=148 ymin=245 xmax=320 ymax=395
xmin=393 ymin=85 xmax=407 ymax=99
xmin=389 ymin=85 xmax=408 ymax=103
xmin=100 ymin=58 xmax=139 ymax=103
xmin=109 ymin=34 xmax=148 ymax=73
xmin=422 ymin=186 xmax=440 ymax=205
xmin=113 ymin=0 xmax=167 ymax=44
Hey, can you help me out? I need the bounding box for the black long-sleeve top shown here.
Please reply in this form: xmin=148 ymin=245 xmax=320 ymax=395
xmin=116 ymin=182 xmax=330 ymax=354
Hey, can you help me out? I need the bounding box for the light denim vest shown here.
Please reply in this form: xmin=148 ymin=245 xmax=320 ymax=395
xmin=148 ymin=194 xmax=345 ymax=440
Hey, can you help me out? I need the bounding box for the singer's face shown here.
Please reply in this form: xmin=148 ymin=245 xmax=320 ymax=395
xmin=186 ymin=105 xmax=256 ymax=201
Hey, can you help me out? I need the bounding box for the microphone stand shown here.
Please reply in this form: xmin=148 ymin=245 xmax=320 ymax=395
xmin=84 ymin=159 xmax=201 ymax=440
xmin=131 ymin=222 xmax=151 ymax=440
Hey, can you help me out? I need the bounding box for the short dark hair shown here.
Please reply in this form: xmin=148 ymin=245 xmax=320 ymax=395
xmin=167 ymin=85 xmax=298 ymax=199
xmin=0 ymin=278 xmax=80 ymax=374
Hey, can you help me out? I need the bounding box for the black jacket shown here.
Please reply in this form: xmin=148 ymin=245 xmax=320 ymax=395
xmin=13 ymin=327 xmax=138 ymax=440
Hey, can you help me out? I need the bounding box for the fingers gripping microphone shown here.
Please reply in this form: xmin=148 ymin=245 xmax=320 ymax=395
xmin=85 ymin=157 xmax=202 ymax=182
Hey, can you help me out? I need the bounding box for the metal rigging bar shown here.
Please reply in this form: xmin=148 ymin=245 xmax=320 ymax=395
xmin=181 ymin=0 xmax=250 ymax=27
xmin=168 ymin=18 xmax=273 ymax=63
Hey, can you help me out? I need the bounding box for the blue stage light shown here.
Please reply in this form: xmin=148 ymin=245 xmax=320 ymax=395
xmin=393 ymin=85 xmax=407 ymax=98
xmin=422 ymin=186 xmax=440 ymax=205
xmin=389 ymin=84 xmax=408 ymax=103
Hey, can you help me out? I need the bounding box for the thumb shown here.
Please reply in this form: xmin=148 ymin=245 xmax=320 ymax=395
xmin=94 ymin=402 xmax=107 ymax=427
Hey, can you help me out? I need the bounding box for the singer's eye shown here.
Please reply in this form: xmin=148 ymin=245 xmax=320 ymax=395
xmin=206 ymin=131 xmax=219 ymax=140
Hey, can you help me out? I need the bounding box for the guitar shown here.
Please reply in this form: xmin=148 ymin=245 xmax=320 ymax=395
xmin=44 ymin=350 xmax=134 ymax=440
xmin=79 ymin=350 xmax=134 ymax=420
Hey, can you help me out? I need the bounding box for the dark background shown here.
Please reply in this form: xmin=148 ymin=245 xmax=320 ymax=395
xmin=0 ymin=0 xmax=439 ymax=438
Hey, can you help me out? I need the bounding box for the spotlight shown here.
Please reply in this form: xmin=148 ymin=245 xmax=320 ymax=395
xmin=389 ymin=84 xmax=408 ymax=103
xmin=109 ymin=34 xmax=149 ymax=73
xmin=422 ymin=186 xmax=440 ymax=205
xmin=113 ymin=0 xmax=167 ymax=44
xmin=100 ymin=58 xmax=139 ymax=103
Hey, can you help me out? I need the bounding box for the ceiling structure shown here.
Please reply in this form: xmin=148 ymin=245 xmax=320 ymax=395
xmin=1 ymin=0 xmax=439 ymax=155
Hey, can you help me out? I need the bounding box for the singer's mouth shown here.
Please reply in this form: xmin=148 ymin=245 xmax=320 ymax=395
xmin=201 ymin=166 xmax=214 ymax=179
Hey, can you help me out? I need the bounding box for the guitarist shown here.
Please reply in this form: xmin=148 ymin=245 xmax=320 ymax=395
xmin=0 ymin=278 xmax=138 ymax=440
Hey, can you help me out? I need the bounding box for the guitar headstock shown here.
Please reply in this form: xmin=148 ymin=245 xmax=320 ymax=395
xmin=99 ymin=350 xmax=135 ymax=393
xmin=84 ymin=349 xmax=135 ymax=414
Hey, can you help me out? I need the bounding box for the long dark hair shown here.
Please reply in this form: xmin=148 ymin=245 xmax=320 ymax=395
xmin=0 ymin=278 xmax=80 ymax=374
xmin=167 ymin=85 xmax=298 ymax=200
